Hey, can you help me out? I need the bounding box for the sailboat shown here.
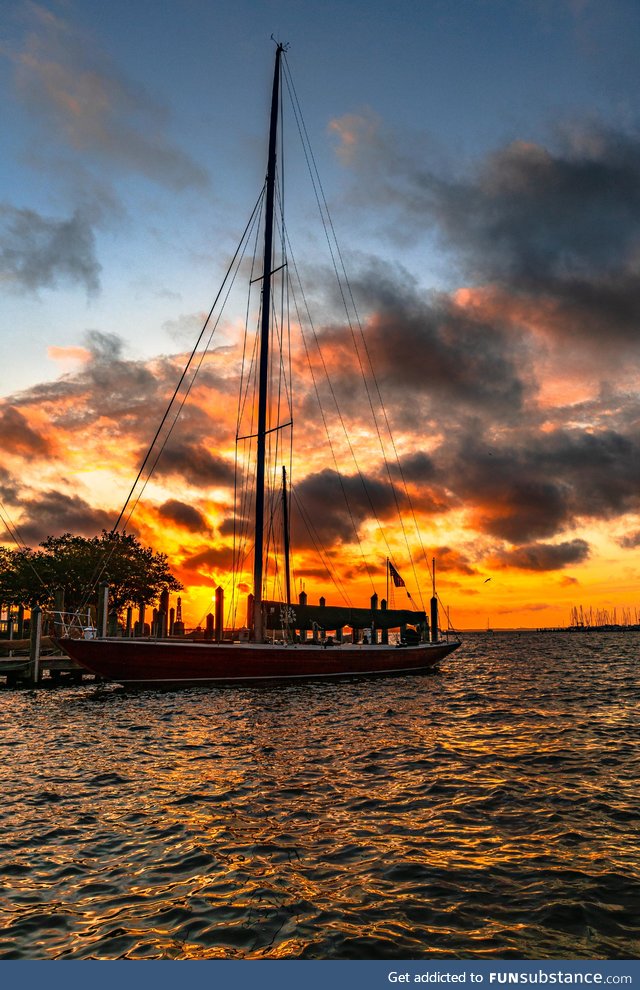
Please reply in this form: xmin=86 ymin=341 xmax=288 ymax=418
xmin=55 ymin=44 xmax=461 ymax=687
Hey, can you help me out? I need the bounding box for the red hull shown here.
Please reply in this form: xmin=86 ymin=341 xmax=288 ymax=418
xmin=57 ymin=637 xmax=461 ymax=687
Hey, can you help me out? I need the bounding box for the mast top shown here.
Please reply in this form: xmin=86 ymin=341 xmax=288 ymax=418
xmin=270 ymin=35 xmax=289 ymax=52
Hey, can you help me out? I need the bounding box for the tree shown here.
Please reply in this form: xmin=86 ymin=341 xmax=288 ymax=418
xmin=0 ymin=531 xmax=182 ymax=616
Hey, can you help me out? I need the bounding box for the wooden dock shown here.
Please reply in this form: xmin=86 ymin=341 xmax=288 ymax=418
xmin=0 ymin=631 xmax=95 ymax=688
xmin=0 ymin=652 xmax=94 ymax=687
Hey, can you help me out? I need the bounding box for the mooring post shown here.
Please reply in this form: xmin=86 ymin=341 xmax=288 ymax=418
xmin=54 ymin=586 xmax=65 ymax=635
xmin=97 ymin=582 xmax=109 ymax=638
xmin=205 ymin=613 xmax=214 ymax=640
xmin=137 ymin=602 xmax=145 ymax=637
xmin=29 ymin=605 xmax=42 ymax=686
xmin=215 ymin=586 xmax=224 ymax=643
xmin=159 ymin=589 xmax=170 ymax=637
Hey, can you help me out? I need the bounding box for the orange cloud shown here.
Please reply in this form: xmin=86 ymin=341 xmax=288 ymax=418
xmin=328 ymin=110 xmax=379 ymax=165
xmin=47 ymin=345 xmax=91 ymax=365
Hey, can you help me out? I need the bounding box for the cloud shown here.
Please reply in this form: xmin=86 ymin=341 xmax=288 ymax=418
xmin=353 ymin=120 xmax=640 ymax=368
xmin=0 ymin=405 xmax=51 ymax=457
xmin=158 ymin=499 xmax=208 ymax=533
xmin=292 ymin=467 xmax=404 ymax=548
xmin=618 ymin=530 xmax=640 ymax=549
xmin=47 ymin=345 xmax=92 ymax=365
xmin=11 ymin=3 xmax=208 ymax=190
xmin=153 ymin=440 xmax=236 ymax=488
xmin=559 ymin=575 xmax=579 ymax=586
xmin=328 ymin=110 xmax=381 ymax=166
xmin=492 ymin=539 xmax=590 ymax=572
xmin=430 ymin=131 xmax=640 ymax=288
xmin=438 ymin=426 xmax=640 ymax=544
xmin=310 ymin=272 xmax=532 ymax=432
xmin=180 ymin=545 xmax=235 ymax=578
xmin=0 ymin=204 xmax=101 ymax=293
xmin=3 ymin=490 xmax=114 ymax=545
xmin=430 ymin=545 xmax=477 ymax=576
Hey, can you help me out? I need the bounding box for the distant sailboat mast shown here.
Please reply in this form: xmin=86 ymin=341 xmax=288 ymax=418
xmin=253 ymin=42 xmax=284 ymax=643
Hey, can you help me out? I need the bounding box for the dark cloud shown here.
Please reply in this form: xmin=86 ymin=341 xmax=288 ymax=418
xmin=0 ymin=406 xmax=50 ymax=456
xmin=429 ymin=130 xmax=640 ymax=287
xmin=219 ymin=514 xmax=250 ymax=538
xmin=180 ymin=546 xmax=234 ymax=576
xmin=292 ymin=468 xmax=404 ymax=548
xmin=394 ymin=451 xmax=436 ymax=483
xmin=355 ymin=121 xmax=640 ymax=358
xmin=493 ymin=539 xmax=590 ymax=572
xmin=312 ymin=265 xmax=536 ymax=428
xmin=85 ymin=330 xmax=124 ymax=363
xmin=84 ymin=330 xmax=159 ymax=414
xmin=372 ymin=303 xmax=526 ymax=413
xmin=456 ymin=451 xmax=572 ymax=542
xmin=15 ymin=331 xmax=163 ymax=433
xmin=542 ymin=429 xmax=640 ymax=518
xmin=158 ymin=499 xmax=208 ymax=533
xmin=431 ymin=546 xmax=477 ymax=576
xmin=618 ymin=530 xmax=640 ymax=549
xmin=0 ymin=204 xmax=101 ymax=293
xmin=437 ymin=426 xmax=640 ymax=544
xmin=5 ymin=490 xmax=114 ymax=546
xmin=154 ymin=440 xmax=236 ymax=488
xmin=329 ymin=114 xmax=640 ymax=394
xmin=13 ymin=5 xmax=208 ymax=191
xmin=0 ymin=466 xmax=18 ymax=503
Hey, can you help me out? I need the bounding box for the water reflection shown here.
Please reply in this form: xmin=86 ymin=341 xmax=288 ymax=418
xmin=1 ymin=632 xmax=639 ymax=958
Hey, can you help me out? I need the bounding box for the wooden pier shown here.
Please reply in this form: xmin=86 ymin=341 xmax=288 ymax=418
xmin=0 ymin=652 xmax=93 ymax=688
xmin=0 ymin=607 xmax=95 ymax=688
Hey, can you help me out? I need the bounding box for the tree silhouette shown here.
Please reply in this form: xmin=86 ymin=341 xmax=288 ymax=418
xmin=0 ymin=531 xmax=182 ymax=615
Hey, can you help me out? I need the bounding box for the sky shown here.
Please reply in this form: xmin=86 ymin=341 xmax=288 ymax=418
xmin=1 ymin=0 xmax=640 ymax=630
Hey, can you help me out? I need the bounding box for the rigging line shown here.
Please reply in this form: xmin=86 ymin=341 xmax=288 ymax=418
xmin=284 ymin=61 xmax=428 ymax=610
xmin=285 ymin=235 xmax=391 ymax=592
xmin=236 ymin=190 xmax=266 ymax=436
xmin=111 ymin=188 xmax=265 ymax=537
xmin=274 ymin=182 xmax=294 ymax=421
xmin=291 ymin=281 xmax=377 ymax=594
xmin=233 ymin=191 xmax=265 ymax=611
xmin=283 ymin=227 xmax=401 ymax=572
xmin=0 ymin=503 xmax=47 ymax=587
xmin=276 ymin=73 xmax=296 ymax=605
xmin=123 ymin=182 xmax=267 ymax=546
xmin=289 ymin=90 xmax=429 ymax=607
xmin=0 ymin=503 xmax=31 ymax=555
xmin=233 ymin=319 xmax=261 ymax=607
xmin=283 ymin=66 xmax=398 ymax=588
xmin=78 ymin=194 xmax=266 ymax=613
xmin=119 ymin=215 xmax=259 ymax=538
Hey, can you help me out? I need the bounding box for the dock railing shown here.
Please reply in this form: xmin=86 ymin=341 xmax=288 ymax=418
xmin=45 ymin=610 xmax=96 ymax=640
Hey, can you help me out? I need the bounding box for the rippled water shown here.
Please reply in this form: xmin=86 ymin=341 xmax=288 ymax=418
xmin=1 ymin=631 xmax=639 ymax=960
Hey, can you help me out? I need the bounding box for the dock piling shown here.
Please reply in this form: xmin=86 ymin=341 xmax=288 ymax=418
xmin=29 ymin=605 xmax=42 ymax=686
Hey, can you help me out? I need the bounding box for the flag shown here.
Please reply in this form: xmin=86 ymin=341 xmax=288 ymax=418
xmin=388 ymin=561 xmax=405 ymax=588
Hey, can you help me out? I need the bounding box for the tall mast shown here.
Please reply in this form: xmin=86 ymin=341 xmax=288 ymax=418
xmin=282 ymin=466 xmax=292 ymax=606
xmin=253 ymin=43 xmax=283 ymax=643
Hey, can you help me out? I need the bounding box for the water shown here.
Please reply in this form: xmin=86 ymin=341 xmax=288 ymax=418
xmin=1 ymin=632 xmax=639 ymax=960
